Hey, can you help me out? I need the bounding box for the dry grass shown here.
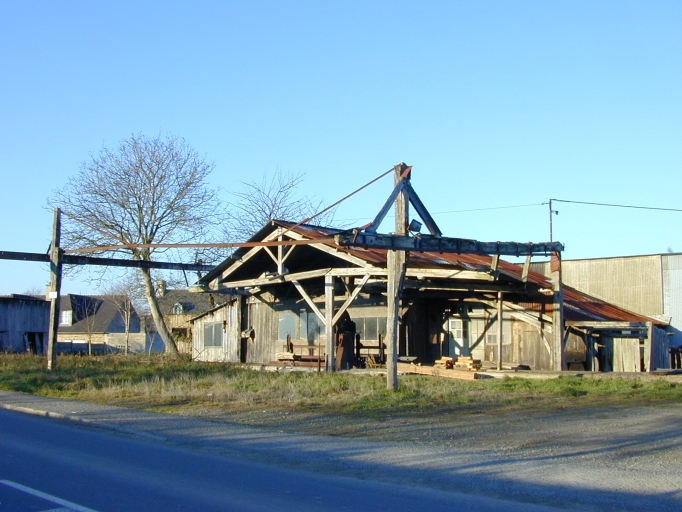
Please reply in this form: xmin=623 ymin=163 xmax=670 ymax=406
xmin=2 ymin=354 xmax=682 ymax=420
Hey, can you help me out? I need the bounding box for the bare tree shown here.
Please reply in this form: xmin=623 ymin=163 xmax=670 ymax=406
xmin=50 ymin=133 xmax=223 ymax=355
xmin=101 ymin=273 xmax=146 ymax=355
xmin=22 ymin=285 xmax=46 ymax=298
xmin=72 ymin=295 xmax=101 ymax=356
xmin=224 ymin=169 xmax=334 ymax=243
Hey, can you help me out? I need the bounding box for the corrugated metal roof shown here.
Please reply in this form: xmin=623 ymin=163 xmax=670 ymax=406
xmin=207 ymin=220 xmax=664 ymax=326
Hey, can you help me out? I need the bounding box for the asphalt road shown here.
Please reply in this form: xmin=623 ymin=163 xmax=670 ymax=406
xmin=1 ymin=390 xmax=681 ymax=511
xmin=0 ymin=407 xmax=568 ymax=512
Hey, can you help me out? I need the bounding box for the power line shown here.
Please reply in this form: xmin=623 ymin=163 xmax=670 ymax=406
xmin=432 ymin=203 xmax=545 ymax=215
xmin=550 ymin=199 xmax=682 ymax=213
xmin=334 ymin=202 xmax=545 ymax=224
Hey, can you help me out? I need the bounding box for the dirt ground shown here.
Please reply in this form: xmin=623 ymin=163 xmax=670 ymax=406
xmin=170 ymin=393 xmax=682 ymax=462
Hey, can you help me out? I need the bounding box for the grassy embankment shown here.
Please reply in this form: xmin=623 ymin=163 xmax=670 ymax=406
xmin=1 ymin=354 xmax=681 ymax=418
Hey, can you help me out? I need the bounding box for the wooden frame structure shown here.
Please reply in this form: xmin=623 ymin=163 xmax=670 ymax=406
xmin=191 ymin=163 xmax=666 ymax=388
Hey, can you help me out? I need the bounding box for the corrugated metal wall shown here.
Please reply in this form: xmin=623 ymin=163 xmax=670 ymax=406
xmin=662 ymin=254 xmax=682 ymax=347
xmin=561 ymin=256 xmax=664 ymax=315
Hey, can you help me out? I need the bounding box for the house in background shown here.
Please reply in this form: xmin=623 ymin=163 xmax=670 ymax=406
xmin=154 ymin=281 xmax=221 ymax=354
xmin=0 ymin=294 xmax=49 ymax=353
xmin=57 ymin=294 xmax=144 ymax=354
xmin=189 ymin=220 xmax=669 ymax=373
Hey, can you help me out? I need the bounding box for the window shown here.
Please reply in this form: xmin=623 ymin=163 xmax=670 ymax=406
xmin=302 ymin=311 xmax=324 ymax=341
xmin=278 ymin=312 xmax=297 ymax=340
xmin=203 ymin=323 xmax=223 ymax=347
xmin=59 ymin=310 xmax=72 ymax=325
xmin=484 ymin=318 xmax=511 ymax=345
xmin=172 ymin=302 xmax=184 ymax=315
xmin=356 ymin=317 xmax=387 ymax=341
xmin=277 ymin=310 xmax=325 ymax=342
xmin=448 ymin=319 xmax=465 ymax=340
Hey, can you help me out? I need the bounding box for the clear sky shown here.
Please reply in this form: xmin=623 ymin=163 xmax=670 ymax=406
xmin=1 ymin=0 xmax=681 ymax=295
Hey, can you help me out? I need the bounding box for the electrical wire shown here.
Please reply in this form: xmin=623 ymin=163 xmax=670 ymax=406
xmin=549 ymin=199 xmax=682 ymax=213
xmin=431 ymin=203 xmax=545 ymax=215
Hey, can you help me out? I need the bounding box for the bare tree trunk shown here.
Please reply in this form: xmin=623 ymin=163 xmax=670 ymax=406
xmin=124 ymin=296 xmax=130 ymax=356
xmin=141 ymin=268 xmax=178 ymax=355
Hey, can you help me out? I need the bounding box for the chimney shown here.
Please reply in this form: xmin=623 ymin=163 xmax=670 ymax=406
xmin=155 ymin=279 xmax=167 ymax=298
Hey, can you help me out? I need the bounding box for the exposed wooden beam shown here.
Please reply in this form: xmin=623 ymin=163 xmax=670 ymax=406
xmin=283 ymin=230 xmax=373 ymax=268
xmin=565 ymin=321 xmax=649 ymax=329
xmin=551 ymin=252 xmax=565 ymax=371
xmin=325 ymin=274 xmax=335 ymax=372
xmin=0 ymin=250 xmax=214 ymax=272
xmin=292 ymin=281 xmax=325 ymax=324
xmin=386 ymin=163 xmax=409 ymax=390
xmin=335 ymin=232 xmax=563 ymax=256
xmin=478 ymin=299 xmax=553 ymax=332
xmin=46 ymin=209 xmax=62 ymax=371
xmin=214 ymin=229 xmax=283 ymax=284
xmin=206 ymin=268 xmax=332 ymax=290
xmin=490 ymin=254 xmax=500 ymax=273
xmin=327 ymin=267 xmax=493 ymax=280
xmin=365 ymin=180 xmax=407 ymax=234
xmin=332 ymin=275 xmax=370 ymax=325
xmin=522 ymin=254 xmax=532 ymax=283
xmin=402 ymin=181 xmax=442 ymax=236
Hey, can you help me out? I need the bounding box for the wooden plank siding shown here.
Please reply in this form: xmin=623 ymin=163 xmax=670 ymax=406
xmin=0 ymin=297 xmax=49 ymax=353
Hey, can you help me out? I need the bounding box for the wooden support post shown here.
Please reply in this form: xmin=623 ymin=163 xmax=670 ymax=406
xmin=386 ymin=250 xmax=406 ymax=389
xmin=497 ymin=291 xmax=503 ymax=371
xmin=521 ymin=254 xmax=531 ymax=282
xmin=227 ymin=295 xmax=241 ymax=363
xmin=277 ymin=233 xmax=283 ymax=275
xmin=585 ymin=332 xmax=595 ymax=371
xmin=646 ymin=321 xmax=654 ymax=373
xmin=386 ymin=163 xmax=409 ymax=390
xmin=325 ymin=274 xmax=335 ymax=372
xmin=46 ymin=208 xmax=62 ymax=371
xmin=550 ymin=251 xmax=566 ymax=371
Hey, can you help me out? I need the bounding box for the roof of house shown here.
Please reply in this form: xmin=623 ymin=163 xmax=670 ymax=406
xmin=200 ymin=220 xmax=664 ymax=327
xmin=58 ymin=294 xmax=136 ymax=334
xmin=155 ymin=288 xmax=223 ymax=316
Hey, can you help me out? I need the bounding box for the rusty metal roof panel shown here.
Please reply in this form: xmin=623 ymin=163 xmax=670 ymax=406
xmin=210 ymin=221 xmax=664 ymax=325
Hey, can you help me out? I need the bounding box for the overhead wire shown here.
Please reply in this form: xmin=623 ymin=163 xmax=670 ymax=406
xmin=549 ymin=199 xmax=682 ymax=213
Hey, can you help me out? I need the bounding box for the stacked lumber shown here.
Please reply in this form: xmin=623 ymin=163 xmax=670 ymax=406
xmin=434 ymin=357 xmax=454 ymax=369
xmin=453 ymin=356 xmax=482 ymax=371
xmin=397 ymin=362 xmax=478 ymax=380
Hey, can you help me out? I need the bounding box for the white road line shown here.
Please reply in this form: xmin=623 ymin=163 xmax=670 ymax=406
xmin=0 ymin=480 xmax=99 ymax=512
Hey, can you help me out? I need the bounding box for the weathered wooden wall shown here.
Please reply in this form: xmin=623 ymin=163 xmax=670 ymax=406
xmin=512 ymin=321 xmax=551 ymax=370
xmin=650 ymin=326 xmax=670 ymax=370
xmin=0 ymin=298 xmax=49 ymax=353
xmin=191 ymin=295 xmax=241 ymax=363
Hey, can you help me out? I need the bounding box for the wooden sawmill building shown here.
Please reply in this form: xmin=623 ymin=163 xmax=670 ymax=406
xmin=190 ymin=220 xmax=669 ymax=373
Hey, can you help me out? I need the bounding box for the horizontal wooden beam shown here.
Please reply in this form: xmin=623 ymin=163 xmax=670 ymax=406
xmin=334 ymin=233 xmax=563 ymax=256
xmin=0 ymin=251 xmax=51 ymax=263
xmin=328 ymin=267 xmax=493 ymax=280
xmin=0 ymin=250 xmax=214 ymax=272
xmin=403 ymin=280 xmax=522 ymax=293
xmin=566 ymin=321 xmax=649 ymax=329
xmin=204 ymin=268 xmax=333 ymax=290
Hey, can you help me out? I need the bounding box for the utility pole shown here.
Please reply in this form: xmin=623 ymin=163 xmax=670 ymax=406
xmin=385 ymin=163 xmax=409 ymax=390
xmin=548 ymin=199 xmax=559 ymax=242
xmin=46 ymin=208 xmax=63 ymax=370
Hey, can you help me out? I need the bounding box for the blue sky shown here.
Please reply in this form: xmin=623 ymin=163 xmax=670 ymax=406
xmin=1 ymin=1 xmax=681 ymax=295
